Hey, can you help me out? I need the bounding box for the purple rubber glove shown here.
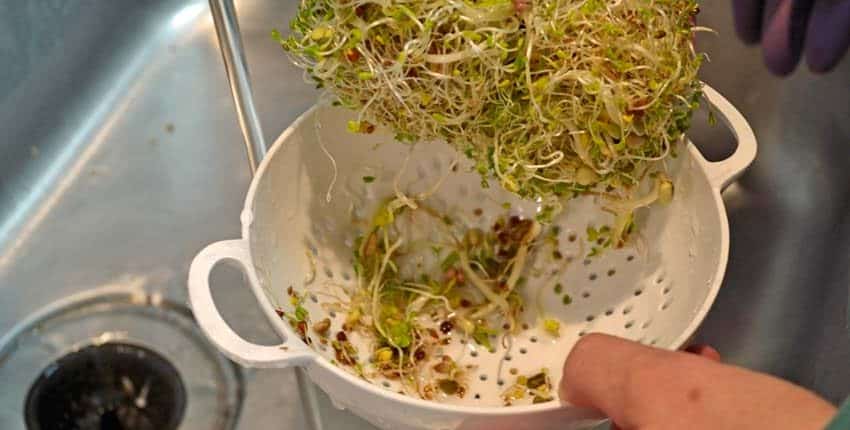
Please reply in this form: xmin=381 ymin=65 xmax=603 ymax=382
xmin=733 ymin=0 xmax=850 ymax=75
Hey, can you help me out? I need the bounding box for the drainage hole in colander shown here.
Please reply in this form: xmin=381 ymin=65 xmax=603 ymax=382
xmin=661 ymin=301 xmax=671 ymax=310
xmin=581 ymin=291 xmax=591 ymax=299
xmin=605 ymin=309 xmax=614 ymax=316
xmin=634 ymin=289 xmax=643 ymax=296
xmin=607 ymin=269 xmax=616 ymax=277
xmin=583 ymin=259 xmax=592 ymax=266
xmin=309 ymin=294 xmax=318 ymax=303
xmin=497 ymin=379 xmax=505 ymax=386
xmin=470 ymin=350 xmax=478 ymax=357
xmin=530 ymin=336 xmax=538 ymax=343
xmin=329 ymin=311 xmax=337 ymax=319
xmin=662 ymin=286 xmax=671 ymax=295
xmin=625 ymin=321 xmax=635 ymax=329
xmin=519 ymin=347 xmax=527 ymax=354
xmin=585 ymin=315 xmax=595 ymax=322
xmin=474 ymin=394 xmax=481 ymax=400
xmin=324 ymin=267 xmax=334 ymax=278
xmin=342 ymin=272 xmax=351 ymax=281
xmin=622 ymin=306 xmax=632 ymax=315
xmin=578 ymin=330 xmax=587 ymax=337
xmin=589 ymin=273 xmax=597 ymax=281
xmin=656 ymin=276 xmax=665 ymax=284
xmin=479 ymin=374 xmax=488 ymax=381
xmin=650 ymin=338 xmax=659 ymax=346
xmin=504 ymin=355 xmax=512 ymax=361
xmin=627 ymin=254 xmax=635 ymax=262
xmin=641 ymin=321 xmax=651 ymax=329
xmin=382 ymin=381 xmax=391 ymax=388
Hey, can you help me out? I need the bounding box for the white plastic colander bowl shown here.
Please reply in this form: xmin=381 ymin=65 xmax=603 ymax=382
xmin=188 ymin=84 xmax=755 ymax=430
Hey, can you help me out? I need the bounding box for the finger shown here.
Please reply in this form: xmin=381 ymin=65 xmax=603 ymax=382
xmin=733 ymin=0 xmax=767 ymax=43
xmin=805 ymin=0 xmax=850 ymax=73
xmin=761 ymin=0 xmax=816 ymax=75
xmin=560 ymin=334 xmax=665 ymax=427
xmin=561 ymin=334 xmax=837 ymax=430
xmin=684 ymin=344 xmax=721 ymax=362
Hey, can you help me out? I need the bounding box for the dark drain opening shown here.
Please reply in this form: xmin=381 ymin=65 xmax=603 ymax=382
xmin=24 ymin=342 xmax=187 ymax=430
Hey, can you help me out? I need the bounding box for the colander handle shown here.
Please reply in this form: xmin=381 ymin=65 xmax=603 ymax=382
xmin=702 ymin=84 xmax=758 ymax=191
xmin=188 ymin=239 xmax=314 ymax=368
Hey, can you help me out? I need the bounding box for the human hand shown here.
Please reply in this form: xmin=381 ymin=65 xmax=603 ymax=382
xmin=560 ymin=334 xmax=837 ymax=430
xmin=732 ymin=0 xmax=850 ymax=75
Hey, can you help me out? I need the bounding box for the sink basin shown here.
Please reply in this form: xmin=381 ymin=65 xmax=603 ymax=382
xmin=1 ymin=1 xmax=848 ymax=428
xmin=0 ymin=1 xmax=370 ymax=428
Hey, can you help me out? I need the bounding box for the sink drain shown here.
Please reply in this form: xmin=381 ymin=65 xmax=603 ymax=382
xmin=24 ymin=343 xmax=186 ymax=430
xmin=0 ymin=289 xmax=243 ymax=430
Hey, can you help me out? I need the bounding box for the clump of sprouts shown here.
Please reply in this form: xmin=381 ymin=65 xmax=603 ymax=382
xmin=277 ymin=0 xmax=704 ymax=217
xmin=341 ymin=188 xmax=548 ymax=397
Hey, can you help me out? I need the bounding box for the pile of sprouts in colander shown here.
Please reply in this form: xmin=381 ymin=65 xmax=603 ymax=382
xmin=275 ymin=0 xmax=705 ymax=404
xmin=283 ymin=187 xmax=564 ymax=404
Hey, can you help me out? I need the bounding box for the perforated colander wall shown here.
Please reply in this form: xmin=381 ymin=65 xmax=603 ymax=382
xmin=249 ymin=106 xmax=721 ymax=408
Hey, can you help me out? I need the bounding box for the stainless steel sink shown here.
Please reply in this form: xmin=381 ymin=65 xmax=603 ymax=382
xmin=0 ymin=1 xmax=369 ymax=428
xmin=1 ymin=1 xmax=848 ymax=428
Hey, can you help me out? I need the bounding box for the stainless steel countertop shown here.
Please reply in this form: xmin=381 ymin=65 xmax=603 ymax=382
xmin=0 ymin=1 xmax=848 ymax=428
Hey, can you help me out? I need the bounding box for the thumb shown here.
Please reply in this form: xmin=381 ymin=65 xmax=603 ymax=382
xmin=560 ymin=334 xmax=669 ymax=428
xmin=560 ymin=333 xmax=836 ymax=430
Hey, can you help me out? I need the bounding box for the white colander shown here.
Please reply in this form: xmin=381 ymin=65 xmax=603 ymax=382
xmin=188 ymin=84 xmax=755 ymax=430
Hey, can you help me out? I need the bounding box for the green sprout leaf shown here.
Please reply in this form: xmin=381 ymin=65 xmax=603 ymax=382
xmin=386 ymin=319 xmax=413 ymax=348
xmin=542 ymin=318 xmax=560 ymax=337
xmin=472 ymin=324 xmax=497 ymax=350
xmin=295 ymin=304 xmax=309 ymax=322
xmin=440 ymin=251 xmax=460 ymax=271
